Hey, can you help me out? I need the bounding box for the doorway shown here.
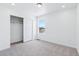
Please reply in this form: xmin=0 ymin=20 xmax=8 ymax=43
xmin=10 ymin=15 xmax=23 ymax=45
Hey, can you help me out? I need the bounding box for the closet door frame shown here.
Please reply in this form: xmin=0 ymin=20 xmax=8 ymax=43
xmin=10 ymin=15 xmax=24 ymax=45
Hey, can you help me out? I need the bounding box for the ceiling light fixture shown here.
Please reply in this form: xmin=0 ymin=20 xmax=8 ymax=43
xmin=36 ymin=3 xmax=43 ymax=7
xmin=11 ymin=3 xmax=15 ymax=6
xmin=62 ymin=5 xmax=65 ymax=8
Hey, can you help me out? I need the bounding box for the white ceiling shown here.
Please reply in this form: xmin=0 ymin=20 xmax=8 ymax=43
xmin=0 ymin=3 xmax=77 ymax=17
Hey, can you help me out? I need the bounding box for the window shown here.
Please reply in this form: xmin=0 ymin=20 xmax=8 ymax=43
xmin=38 ymin=20 xmax=45 ymax=33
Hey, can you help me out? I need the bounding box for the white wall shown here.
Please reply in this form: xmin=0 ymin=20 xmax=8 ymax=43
xmin=76 ymin=4 xmax=79 ymax=53
xmin=0 ymin=7 xmax=10 ymax=51
xmin=38 ymin=8 xmax=76 ymax=48
xmin=23 ymin=17 xmax=33 ymax=42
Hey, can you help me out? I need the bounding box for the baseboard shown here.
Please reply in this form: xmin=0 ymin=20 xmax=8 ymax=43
xmin=38 ymin=39 xmax=76 ymax=49
xmin=36 ymin=39 xmax=40 ymax=40
xmin=11 ymin=40 xmax=23 ymax=45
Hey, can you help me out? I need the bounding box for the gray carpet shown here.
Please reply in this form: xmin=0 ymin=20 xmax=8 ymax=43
xmin=0 ymin=40 xmax=78 ymax=56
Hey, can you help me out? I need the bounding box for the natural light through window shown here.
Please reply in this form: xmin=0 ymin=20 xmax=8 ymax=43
xmin=39 ymin=20 xmax=45 ymax=33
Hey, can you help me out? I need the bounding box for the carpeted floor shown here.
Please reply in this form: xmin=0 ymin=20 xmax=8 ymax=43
xmin=0 ymin=40 xmax=78 ymax=56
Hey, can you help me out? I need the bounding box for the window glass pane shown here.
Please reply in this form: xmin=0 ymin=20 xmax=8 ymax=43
xmin=39 ymin=20 xmax=45 ymax=33
xmin=39 ymin=20 xmax=45 ymax=28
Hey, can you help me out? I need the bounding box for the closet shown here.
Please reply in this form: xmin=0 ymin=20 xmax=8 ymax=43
xmin=10 ymin=15 xmax=23 ymax=44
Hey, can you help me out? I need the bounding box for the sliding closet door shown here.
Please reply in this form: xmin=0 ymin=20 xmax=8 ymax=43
xmin=10 ymin=16 xmax=23 ymax=44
